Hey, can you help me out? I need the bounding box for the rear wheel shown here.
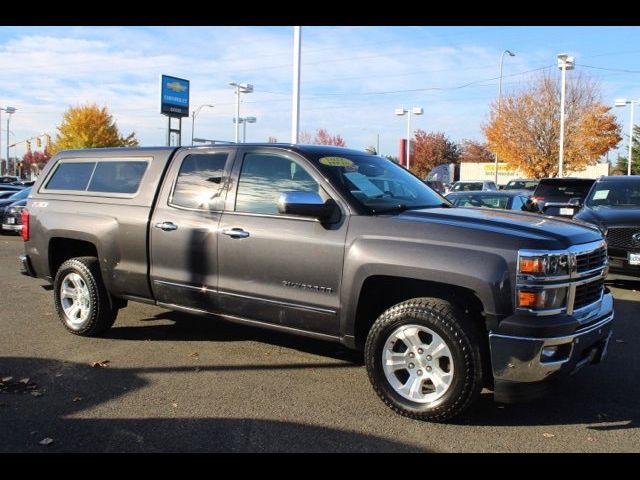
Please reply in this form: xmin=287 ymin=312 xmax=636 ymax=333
xmin=53 ymin=256 xmax=118 ymax=336
xmin=365 ymin=297 xmax=484 ymax=422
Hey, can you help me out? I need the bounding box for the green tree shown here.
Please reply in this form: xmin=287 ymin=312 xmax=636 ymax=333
xmin=50 ymin=104 xmax=139 ymax=154
xmin=616 ymin=125 xmax=640 ymax=175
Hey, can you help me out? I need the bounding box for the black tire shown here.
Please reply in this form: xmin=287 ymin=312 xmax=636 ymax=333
xmin=53 ymin=256 xmax=118 ymax=336
xmin=365 ymin=297 xmax=484 ymax=422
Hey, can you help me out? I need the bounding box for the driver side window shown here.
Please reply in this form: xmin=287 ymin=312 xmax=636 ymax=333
xmin=235 ymin=153 xmax=320 ymax=215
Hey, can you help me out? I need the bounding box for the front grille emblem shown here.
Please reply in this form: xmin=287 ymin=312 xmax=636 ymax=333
xmin=633 ymin=233 xmax=640 ymax=242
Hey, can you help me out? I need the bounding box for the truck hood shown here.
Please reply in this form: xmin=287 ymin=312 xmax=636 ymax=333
xmin=395 ymin=206 xmax=603 ymax=247
xmin=575 ymin=205 xmax=640 ymax=227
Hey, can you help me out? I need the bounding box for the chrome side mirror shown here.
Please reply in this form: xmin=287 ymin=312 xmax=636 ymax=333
xmin=277 ymin=191 xmax=339 ymax=222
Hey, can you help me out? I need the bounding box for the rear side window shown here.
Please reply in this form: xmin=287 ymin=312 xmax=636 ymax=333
xmin=171 ymin=153 xmax=229 ymax=209
xmin=87 ymin=161 xmax=147 ymax=194
xmin=45 ymin=159 xmax=149 ymax=194
xmin=45 ymin=162 xmax=95 ymax=191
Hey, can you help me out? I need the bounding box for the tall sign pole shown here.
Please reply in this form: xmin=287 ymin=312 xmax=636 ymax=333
xmin=160 ymin=75 xmax=190 ymax=147
xmin=291 ymin=26 xmax=302 ymax=144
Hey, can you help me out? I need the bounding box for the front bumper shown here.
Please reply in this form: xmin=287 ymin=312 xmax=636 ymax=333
xmin=489 ymin=293 xmax=614 ymax=402
xmin=608 ymin=255 xmax=640 ymax=277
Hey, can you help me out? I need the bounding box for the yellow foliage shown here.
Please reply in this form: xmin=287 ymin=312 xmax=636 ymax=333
xmin=483 ymin=73 xmax=621 ymax=178
xmin=49 ymin=104 xmax=139 ymax=154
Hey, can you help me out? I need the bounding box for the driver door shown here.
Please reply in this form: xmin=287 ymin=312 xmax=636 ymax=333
xmin=217 ymin=148 xmax=349 ymax=336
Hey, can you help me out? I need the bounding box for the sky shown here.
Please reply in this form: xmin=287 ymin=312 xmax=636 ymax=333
xmin=1 ymin=25 xmax=640 ymax=160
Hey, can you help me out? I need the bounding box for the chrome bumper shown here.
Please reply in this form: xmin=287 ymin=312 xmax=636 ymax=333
xmin=2 ymin=223 xmax=22 ymax=232
xmin=489 ymin=293 xmax=614 ymax=383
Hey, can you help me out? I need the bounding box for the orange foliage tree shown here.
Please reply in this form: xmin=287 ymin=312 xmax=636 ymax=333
xmin=298 ymin=128 xmax=346 ymax=146
xmin=459 ymin=139 xmax=494 ymax=163
xmin=411 ymin=130 xmax=460 ymax=179
xmin=483 ymin=73 xmax=621 ymax=178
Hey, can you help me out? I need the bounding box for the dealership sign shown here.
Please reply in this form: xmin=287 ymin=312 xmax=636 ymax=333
xmin=160 ymin=75 xmax=190 ymax=117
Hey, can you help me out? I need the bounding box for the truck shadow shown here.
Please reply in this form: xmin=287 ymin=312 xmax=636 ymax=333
xmin=0 ymin=356 xmax=424 ymax=452
xmin=107 ymin=310 xmax=363 ymax=364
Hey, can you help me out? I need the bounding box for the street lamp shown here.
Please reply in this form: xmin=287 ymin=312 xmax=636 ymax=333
xmin=233 ymin=116 xmax=257 ymax=143
xmin=1 ymin=106 xmax=17 ymax=175
xmin=615 ymin=98 xmax=639 ymax=176
xmin=394 ymin=106 xmax=423 ymax=171
xmin=229 ymin=82 xmax=254 ymax=143
xmin=191 ymin=104 xmax=214 ymax=145
xmin=557 ymin=53 xmax=575 ymax=178
xmin=495 ymin=49 xmax=515 ymax=184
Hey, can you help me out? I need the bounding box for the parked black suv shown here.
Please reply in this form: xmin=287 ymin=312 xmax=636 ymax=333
xmin=574 ymin=176 xmax=640 ymax=277
xmin=531 ymin=178 xmax=595 ymax=217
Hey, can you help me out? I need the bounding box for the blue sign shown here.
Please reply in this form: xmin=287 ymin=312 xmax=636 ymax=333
xmin=160 ymin=75 xmax=190 ymax=117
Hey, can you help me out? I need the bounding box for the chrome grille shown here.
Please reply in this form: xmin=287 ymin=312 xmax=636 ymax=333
xmin=575 ymin=246 xmax=607 ymax=273
xmin=574 ymin=279 xmax=604 ymax=310
xmin=606 ymin=226 xmax=640 ymax=249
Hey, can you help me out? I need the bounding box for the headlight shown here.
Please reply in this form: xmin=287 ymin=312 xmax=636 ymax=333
xmin=517 ymin=287 xmax=568 ymax=310
xmin=7 ymin=206 xmax=24 ymax=215
xmin=518 ymin=253 xmax=570 ymax=277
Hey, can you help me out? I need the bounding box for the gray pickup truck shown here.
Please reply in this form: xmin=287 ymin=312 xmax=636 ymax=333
xmin=19 ymin=144 xmax=614 ymax=421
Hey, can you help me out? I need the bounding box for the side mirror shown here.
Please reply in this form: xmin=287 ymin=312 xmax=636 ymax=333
xmin=568 ymin=197 xmax=582 ymax=207
xmin=277 ymin=191 xmax=339 ymax=223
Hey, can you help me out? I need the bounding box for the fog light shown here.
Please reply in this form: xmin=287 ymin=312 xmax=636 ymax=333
xmin=541 ymin=346 xmax=559 ymax=359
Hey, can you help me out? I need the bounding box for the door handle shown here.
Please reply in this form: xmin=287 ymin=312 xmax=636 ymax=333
xmin=155 ymin=222 xmax=178 ymax=231
xmin=221 ymin=228 xmax=250 ymax=238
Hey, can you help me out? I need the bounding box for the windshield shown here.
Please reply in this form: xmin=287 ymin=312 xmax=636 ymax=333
xmin=9 ymin=188 xmax=30 ymax=200
xmin=312 ymin=154 xmax=447 ymax=212
xmin=505 ymin=180 xmax=538 ymax=191
xmin=452 ymin=182 xmax=483 ymax=192
xmin=534 ymin=180 xmax=594 ymax=200
xmin=450 ymin=194 xmax=509 ymax=209
xmin=586 ymin=180 xmax=640 ymax=207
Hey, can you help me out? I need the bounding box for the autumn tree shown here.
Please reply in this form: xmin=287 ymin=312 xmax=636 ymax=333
xmin=313 ymin=128 xmax=346 ymax=146
xmin=22 ymin=149 xmax=52 ymax=175
xmin=459 ymin=139 xmax=494 ymax=163
xmin=49 ymin=104 xmax=139 ymax=154
xmin=411 ymin=130 xmax=460 ymax=178
xmin=616 ymin=125 xmax=640 ymax=175
xmin=483 ymin=72 xmax=621 ymax=178
xmin=298 ymin=131 xmax=313 ymax=144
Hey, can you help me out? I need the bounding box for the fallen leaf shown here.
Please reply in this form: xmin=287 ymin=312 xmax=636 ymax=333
xmin=30 ymin=391 xmax=43 ymax=397
xmin=91 ymin=360 xmax=110 ymax=368
xmin=1 ymin=376 xmax=13 ymax=382
xmin=19 ymin=378 xmax=30 ymax=384
xmin=72 ymin=397 xmax=82 ymax=402
xmin=39 ymin=438 xmax=54 ymax=445
xmin=542 ymin=433 xmax=556 ymax=438
xmin=188 ymin=352 xmax=199 ymax=358
xmin=587 ymin=437 xmax=595 ymax=442
xmin=171 ymin=403 xmax=178 ymax=408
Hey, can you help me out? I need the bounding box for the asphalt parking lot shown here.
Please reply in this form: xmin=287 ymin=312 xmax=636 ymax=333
xmin=1 ymin=234 xmax=639 ymax=452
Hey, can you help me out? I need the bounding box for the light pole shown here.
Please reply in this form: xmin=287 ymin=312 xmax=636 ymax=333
xmin=495 ymin=49 xmax=515 ymax=184
xmin=233 ymin=116 xmax=257 ymax=143
xmin=557 ymin=53 xmax=575 ymax=178
xmin=291 ymin=26 xmax=301 ymax=143
xmin=615 ymin=98 xmax=638 ymax=176
xmin=394 ymin=107 xmax=423 ymax=171
xmin=191 ymin=104 xmax=214 ymax=145
xmin=229 ymin=82 xmax=253 ymax=143
xmin=1 ymin=106 xmax=16 ymax=175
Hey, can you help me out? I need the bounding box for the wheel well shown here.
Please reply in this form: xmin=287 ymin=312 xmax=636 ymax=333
xmin=353 ymin=275 xmax=486 ymax=349
xmin=49 ymin=238 xmax=98 ymax=278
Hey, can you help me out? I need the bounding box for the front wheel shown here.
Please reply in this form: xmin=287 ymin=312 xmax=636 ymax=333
xmin=365 ymin=297 xmax=484 ymax=422
xmin=53 ymin=256 xmax=118 ymax=336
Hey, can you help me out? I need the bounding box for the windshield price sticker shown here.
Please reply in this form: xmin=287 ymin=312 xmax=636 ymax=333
xmin=592 ymin=190 xmax=609 ymax=200
xmin=319 ymin=157 xmax=354 ymax=167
